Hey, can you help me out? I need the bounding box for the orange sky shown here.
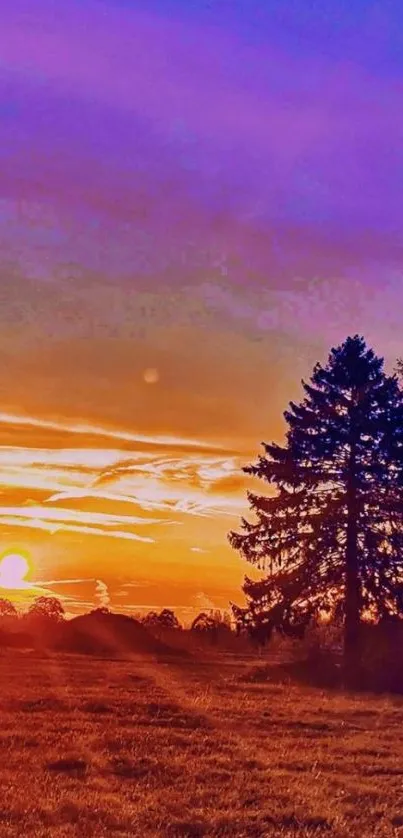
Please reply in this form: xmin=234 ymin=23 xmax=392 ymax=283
xmin=0 ymin=281 xmax=320 ymax=618
xmin=0 ymin=409 xmax=264 ymax=618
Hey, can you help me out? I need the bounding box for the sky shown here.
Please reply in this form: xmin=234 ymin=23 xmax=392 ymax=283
xmin=0 ymin=0 xmax=403 ymax=618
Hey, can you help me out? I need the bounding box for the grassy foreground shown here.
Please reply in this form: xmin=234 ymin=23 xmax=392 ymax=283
xmin=0 ymin=649 xmax=402 ymax=836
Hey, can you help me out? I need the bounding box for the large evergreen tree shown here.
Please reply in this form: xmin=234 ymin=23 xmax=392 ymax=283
xmin=229 ymin=336 xmax=403 ymax=674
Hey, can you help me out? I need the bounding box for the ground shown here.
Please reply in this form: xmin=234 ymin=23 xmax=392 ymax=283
xmin=0 ymin=648 xmax=402 ymax=837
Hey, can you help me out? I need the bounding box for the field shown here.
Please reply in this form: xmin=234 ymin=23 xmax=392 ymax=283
xmin=0 ymin=649 xmax=402 ymax=837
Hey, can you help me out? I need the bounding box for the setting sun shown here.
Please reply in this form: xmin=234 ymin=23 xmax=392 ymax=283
xmin=0 ymin=554 xmax=29 ymax=590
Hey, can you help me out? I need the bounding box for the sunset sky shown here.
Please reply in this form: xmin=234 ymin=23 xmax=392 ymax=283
xmin=0 ymin=0 xmax=402 ymax=618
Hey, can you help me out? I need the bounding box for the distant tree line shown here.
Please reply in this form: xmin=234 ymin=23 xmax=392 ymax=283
xmin=0 ymin=598 xmax=238 ymax=652
xmin=0 ymin=595 xmax=65 ymax=623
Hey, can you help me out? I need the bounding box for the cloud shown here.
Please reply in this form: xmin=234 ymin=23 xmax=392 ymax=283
xmin=19 ymin=576 xmax=117 ymax=614
xmin=47 ymin=486 xmax=241 ymax=519
xmin=0 ymin=413 xmax=247 ymax=556
xmin=207 ymin=472 xmax=250 ymax=495
xmin=0 ymin=412 xmax=219 ymax=452
xmin=0 ymin=504 xmax=165 ymax=529
xmin=0 ymin=516 xmax=155 ymax=542
xmin=95 ymin=579 xmax=110 ymax=608
xmin=36 ymin=578 xmax=91 ymax=586
xmin=194 ymin=592 xmax=216 ymax=611
xmin=190 ymin=547 xmax=208 ymax=554
xmin=121 ymin=581 xmax=154 ymax=589
xmin=93 ymin=453 xmax=240 ymax=488
xmin=90 ymin=453 xmax=246 ymax=518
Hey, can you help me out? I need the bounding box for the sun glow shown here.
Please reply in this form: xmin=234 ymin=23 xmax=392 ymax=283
xmin=0 ymin=553 xmax=30 ymax=589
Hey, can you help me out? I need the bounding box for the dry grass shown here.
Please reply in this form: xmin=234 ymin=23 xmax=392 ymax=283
xmin=0 ymin=648 xmax=401 ymax=836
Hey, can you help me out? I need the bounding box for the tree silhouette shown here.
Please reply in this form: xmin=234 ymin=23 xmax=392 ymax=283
xmin=142 ymin=609 xmax=181 ymax=630
xmin=28 ymin=596 xmax=65 ymax=622
xmin=229 ymin=336 xmax=403 ymax=677
xmin=190 ymin=611 xmax=232 ymax=645
xmin=191 ymin=612 xmax=217 ymax=632
xmin=156 ymin=609 xmax=181 ymax=629
xmin=0 ymin=599 xmax=17 ymax=619
xmin=141 ymin=610 xmax=158 ymax=626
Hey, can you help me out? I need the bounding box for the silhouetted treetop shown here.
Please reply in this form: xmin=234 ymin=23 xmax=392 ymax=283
xmin=28 ymin=596 xmax=65 ymax=622
xmin=0 ymin=599 xmax=17 ymax=618
xmin=142 ymin=609 xmax=181 ymax=629
xmin=156 ymin=609 xmax=181 ymax=629
xmin=191 ymin=612 xmax=217 ymax=632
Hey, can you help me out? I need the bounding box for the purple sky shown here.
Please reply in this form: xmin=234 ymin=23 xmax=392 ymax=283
xmin=0 ymin=0 xmax=403 ymax=611
xmin=1 ymin=1 xmax=402 ymax=342
xmin=2 ymin=1 xmax=403 ymax=269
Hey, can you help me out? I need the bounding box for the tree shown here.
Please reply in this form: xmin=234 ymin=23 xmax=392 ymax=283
xmin=191 ymin=612 xmax=217 ymax=633
xmin=141 ymin=610 xmax=159 ymax=627
xmin=190 ymin=611 xmax=232 ymax=645
xmin=28 ymin=596 xmax=65 ymax=622
xmin=142 ymin=609 xmax=181 ymax=631
xmin=229 ymin=336 xmax=403 ymax=679
xmin=0 ymin=599 xmax=17 ymax=619
xmin=156 ymin=609 xmax=181 ymax=629
xmin=232 ymin=588 xmax=312 ymax=649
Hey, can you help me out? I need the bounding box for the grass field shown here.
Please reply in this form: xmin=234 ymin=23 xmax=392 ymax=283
xmin=0 ymin=648 xmax=402 ymax=837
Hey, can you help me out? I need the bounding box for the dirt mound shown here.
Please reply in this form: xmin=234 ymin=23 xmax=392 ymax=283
xmin=53 ymin=611 xmax=182 ymax=658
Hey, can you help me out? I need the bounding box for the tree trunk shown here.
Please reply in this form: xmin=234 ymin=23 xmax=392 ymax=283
xmin=344 ymin=434 xmax=361 ymax=683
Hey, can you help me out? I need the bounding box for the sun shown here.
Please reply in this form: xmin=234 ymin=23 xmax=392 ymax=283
xmin=0 ymin=553 xmax=30 ymax=590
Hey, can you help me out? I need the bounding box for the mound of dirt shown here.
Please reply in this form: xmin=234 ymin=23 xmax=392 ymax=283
xmin=53 ymin=611 xmax=183 ymax=658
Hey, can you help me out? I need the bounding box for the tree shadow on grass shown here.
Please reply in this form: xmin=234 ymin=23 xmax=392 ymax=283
xmin=46 ymin=759 xmax=89 ymax=778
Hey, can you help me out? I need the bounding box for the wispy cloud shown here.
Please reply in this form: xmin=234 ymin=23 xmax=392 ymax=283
xmin=0 ymin=412 xmax=221 ymax=452
xmin=0 ymin=516 xmax=155 ymax=542
xmin=95 ymin=579 xmax=110 ymax=608
xmin=0 ymin=413 xmax=246 ymax=552
xmin=194 ymin=592 xmax=217 ymax=611
xmin=0 ymin=505 xmax=166 ymax=528
xmin=16 ymin=576 xmax=114 ymax=614
xmin=36 ymin=578 xmax=91 ymax=586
